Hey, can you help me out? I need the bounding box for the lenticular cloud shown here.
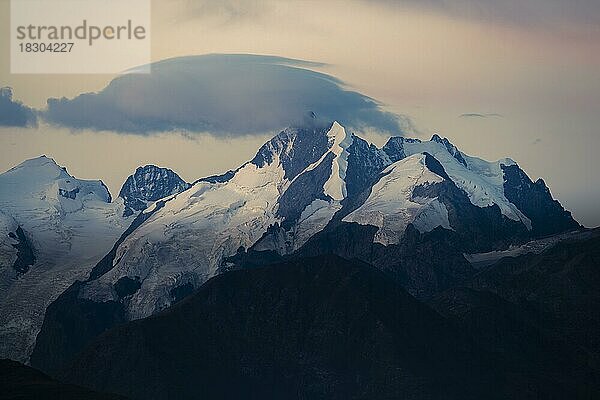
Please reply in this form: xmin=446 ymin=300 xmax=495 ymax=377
xmin=43 ymin=54 xmax=406 ymax=136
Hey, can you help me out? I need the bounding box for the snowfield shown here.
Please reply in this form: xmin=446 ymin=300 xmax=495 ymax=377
xmin=344 ymin=154 xmax=449 ymax=245
xmin=0 ymin=156 xmax=132 ymax=362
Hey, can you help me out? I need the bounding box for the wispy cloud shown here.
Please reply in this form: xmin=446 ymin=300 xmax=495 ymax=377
xmin=173 ymin=0 xmax=271 ymax=24
xmin=459 ymin=113 xmax=503 ymax=118
xmin=43 ymin=54 xmax=408 ymax=136
xmin=173 ymin=0 xmax=600 ymax=31
xmin=366 ymin=0 xmax=600 ymax=37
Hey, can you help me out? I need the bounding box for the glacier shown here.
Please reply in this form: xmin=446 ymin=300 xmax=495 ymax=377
xmin=0 ymin=156 xmax=132 ymax=362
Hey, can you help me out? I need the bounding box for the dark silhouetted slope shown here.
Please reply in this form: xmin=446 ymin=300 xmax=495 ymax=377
xmin=61 ymin=256 xmax=509 ymax=400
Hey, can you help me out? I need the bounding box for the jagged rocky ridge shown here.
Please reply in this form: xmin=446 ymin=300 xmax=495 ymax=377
xmin=29 ymin=120 xmax=582 ymax=374
xmin=119 ymin=165 xmax=190 ymax=217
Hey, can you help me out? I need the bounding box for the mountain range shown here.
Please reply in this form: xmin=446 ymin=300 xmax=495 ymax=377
xmin=0 ymin=158 xmax=190 ymax=362
xmin=1 ymin=119 xmax=595 ymax=399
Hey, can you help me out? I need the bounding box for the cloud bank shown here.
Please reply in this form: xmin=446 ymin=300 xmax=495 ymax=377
xmin=369 ymin=0 xmax=600 ymax=36
xmin=44 ymin=54 xmax=407 ymax=136
xmin=0 ymin=87 xmax=37 ymax=128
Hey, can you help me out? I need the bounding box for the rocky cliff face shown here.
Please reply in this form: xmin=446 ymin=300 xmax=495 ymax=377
xmin=119 ymin=165 xmax=190 ymax=217
xmin=501 ymin=164 xmax=580 ymax=236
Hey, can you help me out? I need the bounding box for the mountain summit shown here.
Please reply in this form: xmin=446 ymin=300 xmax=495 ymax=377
xmin=0 ymin=156 xmax=129 ymax=362
xmin=119 ymin=165 xmax=190 ymax=217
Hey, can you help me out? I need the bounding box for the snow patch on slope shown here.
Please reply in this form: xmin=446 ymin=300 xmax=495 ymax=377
xmin=323 ymin=121 xmax=353 ymax=200
xmin=294 ymin=122 xmax=352 ymax=201
xmin=343 ymin=154 xmax=449 ymax=245
xmin=402 ymin=141 xmax=531 ymax=229
xmin=465 ymin=228 xmax=594 ymax=268
xmin=293 ymin=199 xmax=342 ymax=251
xmin=412 ymin=199 xmax=451 ymax=233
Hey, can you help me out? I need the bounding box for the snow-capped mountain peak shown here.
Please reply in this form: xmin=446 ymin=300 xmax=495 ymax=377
xmin=250 ymin=120 xmax=333 ymax=181
xmin=1 ymin=155 xmax=112 ymax=210
xmin=430 ymin=134 xmax=467 ymax=166
xmin=292 ymin=121 xmax=353 ymax=201
xmin=0 ymin=156 xmax=130 ymax=362
xmin=3 ymin=155 xmax=70 ymax=187
xmin=394 ymin=138 xmax=532 ymax=228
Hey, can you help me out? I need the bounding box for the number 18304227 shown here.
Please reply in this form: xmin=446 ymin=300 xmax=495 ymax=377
xmin=18 ymin=42 xmax=74 ymax=53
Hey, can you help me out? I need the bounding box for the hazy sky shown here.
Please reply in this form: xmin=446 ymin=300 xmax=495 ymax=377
xmin=0 ymin=0 xmax=599 ymax=226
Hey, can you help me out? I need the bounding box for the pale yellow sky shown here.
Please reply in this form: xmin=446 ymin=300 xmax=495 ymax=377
xmin=1 ymin=0 xmax=599 ymax=226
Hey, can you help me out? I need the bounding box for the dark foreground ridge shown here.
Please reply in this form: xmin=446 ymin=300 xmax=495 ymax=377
xmin=51 ymin=254 xmax=598 ymax=400
xmin=0 ymin=359 xmax=125 ymax=400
